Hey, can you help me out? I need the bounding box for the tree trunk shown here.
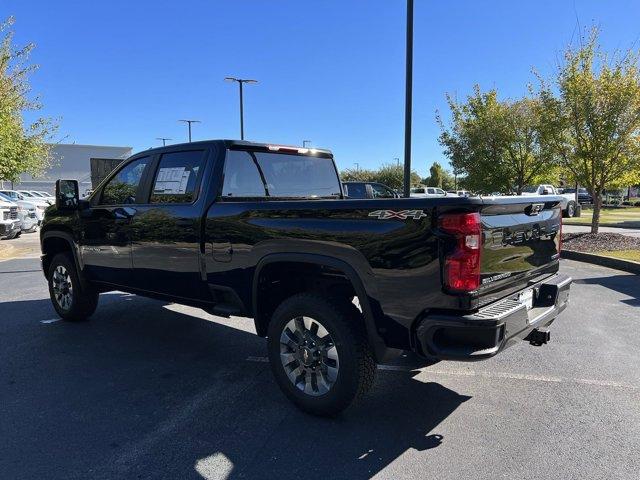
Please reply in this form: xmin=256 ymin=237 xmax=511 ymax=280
xmin=591 ymin=192 xmax=602 ymax=234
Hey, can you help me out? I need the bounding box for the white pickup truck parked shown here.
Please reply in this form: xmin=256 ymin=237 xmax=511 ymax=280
xmin=521 ymin=184 xmax=578 ymax=217
xmin=0 ymin=196 xmax=22 ymax=239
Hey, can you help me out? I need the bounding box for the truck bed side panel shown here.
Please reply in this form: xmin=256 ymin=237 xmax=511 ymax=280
xmin=204 ymin=198 xmax=480 ymax=349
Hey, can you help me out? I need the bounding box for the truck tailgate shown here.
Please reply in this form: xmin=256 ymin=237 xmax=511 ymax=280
xmin=478 ymin=196 xmax=562 ymax=303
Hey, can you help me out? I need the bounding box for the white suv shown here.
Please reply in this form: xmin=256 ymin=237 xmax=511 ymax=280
xmin=410 ymin=187 xmax=447 ymax=197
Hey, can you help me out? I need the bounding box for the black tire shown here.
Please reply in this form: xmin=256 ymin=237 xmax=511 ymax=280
xmin=564 ymin=201 xmax=576 ymax=218
xmin=267 ymin=293 xmax=376 ymax=416
xmin=47 ymin=253 xmax=99 ymax=321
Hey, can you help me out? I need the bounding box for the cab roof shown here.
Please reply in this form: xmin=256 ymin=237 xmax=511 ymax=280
xmin=140 ymin=139 xmax=333 ymax=157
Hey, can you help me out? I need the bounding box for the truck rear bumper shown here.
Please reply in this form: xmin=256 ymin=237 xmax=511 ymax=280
xmin=415 ymin=273 xmax=572 ymax=361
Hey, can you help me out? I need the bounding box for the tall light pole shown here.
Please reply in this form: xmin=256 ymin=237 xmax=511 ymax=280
xmin=403 ymin=0 xmax=414 ymax=197
xmin=354 ymin=163 xmax=360 ymax=172
xmin=179 ymin=119 xmax=201 ymax=142
xmin=303 ymin=140 xmax=311 ymax=148
xmin=156 ymin=137 xmax=171 ymax=146
xmin=225 ymin=77 xmax=258 ymax=140
xmin=394 ymin=157 xmax=400 ymax=167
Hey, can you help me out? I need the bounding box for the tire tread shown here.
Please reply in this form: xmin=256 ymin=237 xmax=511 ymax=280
xmin=268 ymin=292 xmax=376 ymax=415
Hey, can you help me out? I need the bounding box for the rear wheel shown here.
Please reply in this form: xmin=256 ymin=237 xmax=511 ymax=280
xmin=564 ymin=201 xmax=576 ymax=218
xmin=267 ymin=293 xmax=376 ymax=416
xmin=47 ymin=253 xmax=99 ymax=321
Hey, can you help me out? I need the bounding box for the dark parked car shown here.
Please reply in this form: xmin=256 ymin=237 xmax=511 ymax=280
xmin=342 ymin=181 xmax=399 ymax=199
xmin=40 ymin=140 xmax=572 ymax=415
xmin=560 ymin=188 xmax=593 ymax=205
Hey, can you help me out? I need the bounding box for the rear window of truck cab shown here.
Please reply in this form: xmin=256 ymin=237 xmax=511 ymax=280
xmin=221 ymin=150 xmax=341 ymax=199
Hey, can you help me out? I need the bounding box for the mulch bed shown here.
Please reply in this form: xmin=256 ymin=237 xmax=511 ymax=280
xmin=562 ymin=232 xmax=640 ymax=253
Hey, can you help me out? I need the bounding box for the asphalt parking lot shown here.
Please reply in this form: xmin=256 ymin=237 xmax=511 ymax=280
xmin=1 ymin=254 xmax=638 ymax=480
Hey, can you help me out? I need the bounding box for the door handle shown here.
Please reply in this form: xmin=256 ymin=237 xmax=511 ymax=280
xmin=113 ymin=207 xmax=135 ymax=222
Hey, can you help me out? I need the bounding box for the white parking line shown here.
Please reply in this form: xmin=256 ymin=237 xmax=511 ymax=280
xmin=40 ymin=318 xmax=61 ymax=324
xmin=245 ymin=356 xmax=639 ymax=391
xmin=246 ymin=355 xmax=269 ymax=363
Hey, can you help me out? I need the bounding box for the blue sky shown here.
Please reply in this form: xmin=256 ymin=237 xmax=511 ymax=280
xmin=4 ymin=0 xmax=640 ymax=176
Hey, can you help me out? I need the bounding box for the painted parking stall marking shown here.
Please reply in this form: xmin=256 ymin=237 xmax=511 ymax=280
xmin=246 ymin=356 xmax=640 ymax=391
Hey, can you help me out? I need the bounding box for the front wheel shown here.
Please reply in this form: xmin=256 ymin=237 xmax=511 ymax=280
xmin=267 ymin=293 xmax=376 ymax=416
xmin=47 ymin=253 xmax=99 ymax=321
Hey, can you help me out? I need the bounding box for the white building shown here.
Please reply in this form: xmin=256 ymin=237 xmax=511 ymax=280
xmin=12 ymin=143 xmax=132 ymax=194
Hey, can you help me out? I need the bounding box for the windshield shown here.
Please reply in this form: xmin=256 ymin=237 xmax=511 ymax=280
xmin=411 ymin=188 xmax=425 ymax=194
xmin=521 ymin=185 xmax=539 ymax=193
xmin=18 ymin=191 xmax=35 ymax=197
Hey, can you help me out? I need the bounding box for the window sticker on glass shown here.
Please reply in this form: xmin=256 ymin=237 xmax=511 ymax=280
xmin=154 ymin=167 xmax=190 ymax=195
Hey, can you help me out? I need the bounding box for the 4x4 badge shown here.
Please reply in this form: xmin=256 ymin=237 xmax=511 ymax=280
xmin=368 ymin=209 xmax=428 ymax=220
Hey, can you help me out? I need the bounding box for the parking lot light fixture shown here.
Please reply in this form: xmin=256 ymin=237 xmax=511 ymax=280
xmin=225 ymin=77 xmax=258 ymax=140
xmin=179 ymin=119 xmax=201 ymax=142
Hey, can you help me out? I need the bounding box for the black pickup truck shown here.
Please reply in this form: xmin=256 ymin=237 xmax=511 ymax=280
xmin=41 ymin=140 xmax=571 ymax=415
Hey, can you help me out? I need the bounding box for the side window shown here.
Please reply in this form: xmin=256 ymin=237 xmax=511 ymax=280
xmin=372 ymin=184 xmax=394 ymax=198
xmin=345 ymin=183 xmax=366 ymax=198
xmin=221 ymin=150 xmax=266 ymax=198
xmin=100 ymin=157 xmax=149 ymax=205
xmin=436 ymin=188 xmax=445 ymax=195
xmin=427 ymin=188 xmax=435 ymax=194
xmin=150 ymin=150 xmax=205 ymax=204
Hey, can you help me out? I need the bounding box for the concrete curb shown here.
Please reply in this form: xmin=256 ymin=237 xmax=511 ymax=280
xmin=563 ymin=222 xmax=640 ymax=230
xmin=561 ymin=250 xmax=640 ymax=274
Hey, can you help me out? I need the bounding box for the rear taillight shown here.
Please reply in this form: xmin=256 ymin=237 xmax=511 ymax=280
xmin=438 ymin=212 xmax=482 ymax=292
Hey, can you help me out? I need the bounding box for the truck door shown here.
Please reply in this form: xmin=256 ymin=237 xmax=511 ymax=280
xmin=129 ymin=149 xmax=210 ymax=300
xmin=81 ymin=156 xmax=152 ymax=285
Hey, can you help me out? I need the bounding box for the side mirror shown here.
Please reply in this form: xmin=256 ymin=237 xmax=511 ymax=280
xmin=56 ymin=179 xmax=79 ymax=210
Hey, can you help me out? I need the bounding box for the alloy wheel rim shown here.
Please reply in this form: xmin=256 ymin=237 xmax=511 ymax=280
xmin=279 ymin=316 xmax=339 ymax=396
xmin=52 ymin=265 xmax=73 ymax=310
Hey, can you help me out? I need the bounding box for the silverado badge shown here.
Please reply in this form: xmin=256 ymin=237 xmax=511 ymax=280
xmin=368 ymin=209 xmax=428 ymax=220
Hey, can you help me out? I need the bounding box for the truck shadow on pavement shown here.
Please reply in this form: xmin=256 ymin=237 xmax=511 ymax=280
xmin=574 ymin=275 xmax=640 ymax=307
xmin=0 ymin=293 xmax=470 ymax=480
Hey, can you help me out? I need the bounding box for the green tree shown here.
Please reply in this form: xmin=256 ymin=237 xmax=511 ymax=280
xmin=438 ymin=86 xmax=556 ymax=194
xmin=427 ymin=162 xmax=443 ymax=187
xmin=537 ymin=29 xmax=640 ymax=232
xmin=340 ymin=167 xmax=376 ymax=183
xmin=373 ymin=163 xmax=421 ymax=191
xmin=0 ymin=17 xmax=56 ymax=184
xmin=423 ymin=161 xmax=455 ymax=189
xmin=340 ymin=163 xmax=420 ymax=191
xmin=441 ymin=169 xmax=456 ymax=190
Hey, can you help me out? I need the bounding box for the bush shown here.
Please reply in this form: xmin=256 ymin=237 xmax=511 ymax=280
xmin=609 ymin=200 xmax=621 ymax=206
xmin=622 ymin=201 xmax=632 ymax=206
xmin=634 ymin=201 xmax=640 ymax=207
